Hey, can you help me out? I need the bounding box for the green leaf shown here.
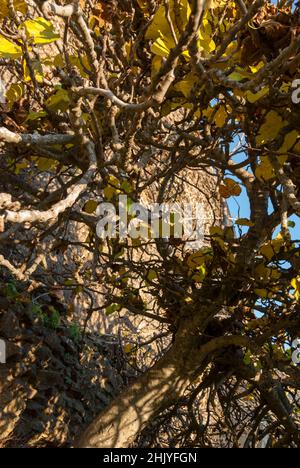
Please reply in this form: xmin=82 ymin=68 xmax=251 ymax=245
xmin=121 ymin=180 xmax=133 ymax=194
xmin=105 ymin=303 xmax=122 ymax=315
xmin=5 ymin=281 xmax=19 ymax=298
xmin=243 ymin=350 xmax=252 ymax=366
xmin=22 ymin=17 xmax=60 ymax=45
xmin=46 ymin=307 xmax=61 ymax=329
xmin=46 ymin=88 xmax=70 ymax=112
xmin=26 ymin=110 xmax=47 ymax=122
xmin=192 ymin=264 xmax=207 ymax=283
xmin=236 ymin=218 xmax=254 ymax=227
xmin=147 ymin=269 xmax=158 ymax=282
xmin=31 ymin=303 xmax=43 ymax=316
xmin=83 ymin=200 xmax=98 ymax=214
xmin=288 ymin=220 xmax=296 ymax=229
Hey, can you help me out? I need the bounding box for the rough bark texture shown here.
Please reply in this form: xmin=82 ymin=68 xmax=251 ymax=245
xmin=76 ymin=301 xmax=222 ymax=448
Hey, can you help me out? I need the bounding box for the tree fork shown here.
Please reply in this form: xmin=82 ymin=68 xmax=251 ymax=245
xmin=75 ymin=313 xmax=251 ymax=448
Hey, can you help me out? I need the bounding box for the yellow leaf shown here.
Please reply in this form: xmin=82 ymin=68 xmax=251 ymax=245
xmin=66 ymin=55 xmax=91 ymax=78
xmin=151 ymin=55 xmax=163 ymax=78
xmin=277 ymin=130 xmax=298 ymax=154
xmin=214 ymin=106 xmax=227 ymax=128
xmin=103 ymin=176 xmax=120 ymax=201
xmin=174 ymin=73 xmax=197 ymax=98
xmin=0 ymin=0 xmax=27 ymax=19
xmin=254 ymin=288 xmax=273 ymax=299
xmin=249 ymin=61 xmax=265 ymax=74
xmin=22 ymin=17 xmax=60 ymax=45
xmin=246 ymin=87 xmax=269 ymax=103
xmin=210 ymin=226 xmax=227 ymax=251
xmin=0 ymin=36 xmax=22 ymax=59
xmin=184 ymin=296 xmax=193 ymax=304
xmin=146 ymin=0 xmax=191 ymax=59
xmin=219 ymin=178 xmax=241 ymax=198
xmin=23 ymin=59 xmax=43 ymax=83
xmin=202 ymin=106 xmax=213 ymax=119
xmin=255 ymin=264 xmax=281 ymax=282
xmin=121 ymin=180 xmax=133 ymax=194
xmin=146 ymin=0 xmax=191 ymax=41
xmin=210 ymin=226 xmax=224 ymax=237
xmin=187 ymin=252 xmax=206 ymax=269
xmin=260 ymin=234 xmax=285 ymax=261
xmin=255 ymin=157 xmax=275 ymax=182
xmin=88 ymin=2 xmax=105 ymax=30
xmin=108 ymin=175 xmax=120 ymax=188
xmin=5 ymin=83 xmax=24 ymax=108
xmin=15 ymin=160 xmax=29 ymax=174
xmin=209 ymin=0 xmax=227 ymax=9
xmin=198 ymin=34 xmax=216 ymax=53
xmin=106 ymin=303 xmax=122 ymax=315
xmin=256 ymin=111 xmax=284 ymax=146
xmin=151 ymin=36 xmax=171 ymax=58
xmin=291 ymin=277 xmax=300 ymax=301
xmin=187 ymin=247 xmax=213 ymax=269
xmin=161 ymin=99 xmax=187 ymax=117
xmin=124 ymin=343 xmax=134 ymax=354
xmin=136 ymin=0 xmax=149 ymax=13
xmin=37 ymin=157 xmax=56 ymax=172
xmin=197 ymin=14 xmax=215 ymax=54
xmin=260 ymin=244 xmax=274 ymax=261
xmin=26 ymin=111 xmax=47 ymax=122
xmin=103 ymin=185 xmax=116 ymax=201
xmin=228 ymin=69 xmax=249 ymax=82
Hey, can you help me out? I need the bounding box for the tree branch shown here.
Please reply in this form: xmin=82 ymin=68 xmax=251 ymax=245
xmin=2 ymin=140 xmax=97 ymax=225
xmin=0 ymin=127 xmax=75 ymax=146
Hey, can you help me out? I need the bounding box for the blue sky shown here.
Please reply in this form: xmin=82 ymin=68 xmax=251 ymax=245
xmin=226 ymin=141 xmax=299 ymax=239
xmin=227 ymin=187 xmax=300 ymax=240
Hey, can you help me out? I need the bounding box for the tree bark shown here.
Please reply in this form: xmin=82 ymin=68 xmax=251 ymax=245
xmin=75 ymin=330 xmax=200 ymax=448
xmin=75 ymin=303 xmax=250 ymax=448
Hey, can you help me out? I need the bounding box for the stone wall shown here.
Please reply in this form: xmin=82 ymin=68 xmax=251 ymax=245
xmin=0 ymin=278 xmax=134 ymax=447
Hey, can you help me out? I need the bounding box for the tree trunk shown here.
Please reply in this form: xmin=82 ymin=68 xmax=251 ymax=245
xmin=75 ymin=327 xmax=201 ymax=448
xmin=75 ymin=303 xmax=246 ymax=449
